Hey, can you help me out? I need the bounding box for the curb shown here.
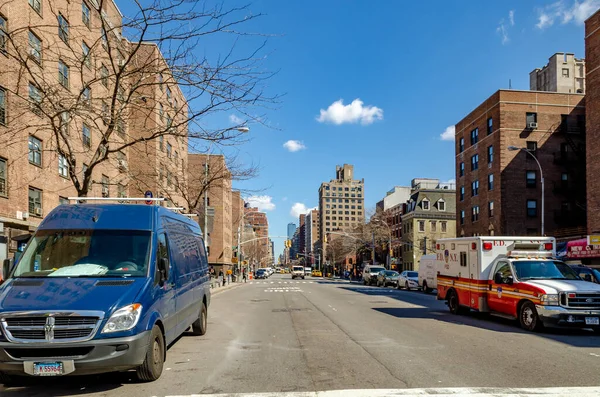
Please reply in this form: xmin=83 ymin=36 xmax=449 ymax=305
xmin=212 ymin=282 xmax=245 ymax=295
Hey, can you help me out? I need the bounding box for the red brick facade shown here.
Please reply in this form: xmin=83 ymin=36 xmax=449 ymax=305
xmin=586 ymin=11 xmax=600 ymax=234
xmin=456 ymin=90 xmax=586 ymax=238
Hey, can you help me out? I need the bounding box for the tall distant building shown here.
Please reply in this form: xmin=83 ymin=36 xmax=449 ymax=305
xmin=305 ymin=209 xmax=320 ymax=263
xmin=530 ymin=53 xmax=585 ymax=94
xmin=298 ymin=214 xmax=307 ymax=256
xmin=287 ymin=222 xmax=297 ymax=239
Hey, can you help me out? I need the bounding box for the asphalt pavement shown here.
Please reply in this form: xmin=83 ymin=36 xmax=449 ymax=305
xmin=3 ymin=273 xmax=600 ymax=397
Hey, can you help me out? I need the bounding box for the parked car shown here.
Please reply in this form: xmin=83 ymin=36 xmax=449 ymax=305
xmin=362 ymin=265 xmax=386 ymax=285
xmin=256 ymin=269 xmax=268 ymax=279
xmin=312 ymin=269 xmax=323 ymax=277
xmin=570 ymin=264 xmax=600 ymax=284
xmin=0 ymin=203 xmax=210 ymax=383
xmin=377 ymin=270 xmax=400 ymax=287
xmin=398 ymin=270 xmax=420 ymax=290
xmin=418 ymin=254 xmax=438 ymax=293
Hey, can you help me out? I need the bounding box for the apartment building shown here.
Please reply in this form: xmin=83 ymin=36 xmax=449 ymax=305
xmin=188 ymin=154 xmax=232 ymax=272
xmin=318 ymin=164 xmax=365 ymax=253
xmin=305 ymin=209 xmax=320 ymax=264
xmin=0 ymin=0 xmax=130 ymax=260
xmin=455 ymin=89 xmax=586 ymax=239
xmin=586 ymin=11 xmax=600 ymax=236
xmin=127 ymin=43 xmax=188 ymax=209
xmin=231 ymin=190 xmax=244 ymax=265
xmin=244 ymin=206 xmax=269 ymax=265
xmin=401 ymin=179 xmax=456 ymax=271
xmin=298 ymin=214 xmax=306 ymax=256
xmin=530 ymin=53 xmax=585 ymax=94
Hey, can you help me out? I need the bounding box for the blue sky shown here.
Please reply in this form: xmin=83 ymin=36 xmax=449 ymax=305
xmin=122 ymin=0 xmax=598 ymax=258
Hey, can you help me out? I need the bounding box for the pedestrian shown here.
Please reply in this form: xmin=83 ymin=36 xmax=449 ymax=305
xmin=243 ymin=268 xmax=247 ymax=283
xmin=218 ymin=270 xmax=224 ymax=287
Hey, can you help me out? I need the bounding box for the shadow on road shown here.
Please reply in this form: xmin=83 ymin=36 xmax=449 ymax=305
xmin=339 ymin=285 xmax=600 ymax=348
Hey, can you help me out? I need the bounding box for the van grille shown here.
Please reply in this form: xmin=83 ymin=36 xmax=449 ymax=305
xmin=0 ymin=312 xmax=104 ymax=343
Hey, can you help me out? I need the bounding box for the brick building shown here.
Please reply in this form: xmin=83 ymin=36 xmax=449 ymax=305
xmin=586 ymin=11 xmax=600 ymax=236
xmin=244 ymin=206 xmax=269 ymax=266
xmin=298 ymin=213 xmax=306 ymax=256
xmin=188 ymin=154 xmax=232 ymax=272
xmin=455 ymin=89 xmax=586 ymax=239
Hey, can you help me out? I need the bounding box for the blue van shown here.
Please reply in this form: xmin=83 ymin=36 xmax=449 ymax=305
xmin=0 ymin=203 xmax=210 ymax=383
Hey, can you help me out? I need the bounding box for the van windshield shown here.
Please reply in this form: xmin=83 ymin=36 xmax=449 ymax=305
xmin=12 ymin=229 xmax=151 ymax=278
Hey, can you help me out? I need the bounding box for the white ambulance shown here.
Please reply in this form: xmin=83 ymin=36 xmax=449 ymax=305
xmin=435 ymin=236 xmax=600 ymax=332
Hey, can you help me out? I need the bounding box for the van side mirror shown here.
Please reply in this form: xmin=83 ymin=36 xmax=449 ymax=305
xmin=506 ymin=276 xmax=514 ymax=285
xmin=158 ymin=257 xmax=169 ymax=283
xmin=2 ymin=259 xmax=11 ymax=284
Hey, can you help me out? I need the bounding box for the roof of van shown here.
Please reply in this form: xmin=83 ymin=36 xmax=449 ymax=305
xmin=38 ymin=204 xmax=201 ymax=232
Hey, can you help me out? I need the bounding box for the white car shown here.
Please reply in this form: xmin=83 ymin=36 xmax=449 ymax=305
xmin=398 ymin=270 xmax=419 ymax=290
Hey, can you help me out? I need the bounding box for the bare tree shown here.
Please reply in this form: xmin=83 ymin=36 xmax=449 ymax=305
xmin=0 ymin=0 xmax=276 ymax=197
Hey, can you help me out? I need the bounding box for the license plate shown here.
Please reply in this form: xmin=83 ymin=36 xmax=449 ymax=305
xmin=585 ymin=317 xmax=599 ymax=325
xmin=33 ymin=362 xmax=64 ymax=376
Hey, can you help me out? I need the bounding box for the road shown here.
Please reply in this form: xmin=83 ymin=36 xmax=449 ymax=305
xmin=3 ymin=273 xmax=600 ymax=396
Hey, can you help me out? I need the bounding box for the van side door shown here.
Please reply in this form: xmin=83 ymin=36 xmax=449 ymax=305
xmin=156 ymin=232 xmax=178 ymax=344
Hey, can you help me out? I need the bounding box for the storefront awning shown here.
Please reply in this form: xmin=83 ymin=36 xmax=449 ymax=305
xmin=566 ymin=238 xmax=600 ymax=259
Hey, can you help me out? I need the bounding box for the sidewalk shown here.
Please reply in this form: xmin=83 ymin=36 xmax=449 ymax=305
xmin=211 ymin=279 xmax=247 ymax=295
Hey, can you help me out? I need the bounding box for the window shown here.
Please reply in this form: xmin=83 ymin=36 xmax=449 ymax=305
xmin=117 ymin=184 xmax=125 ymax=198
xmin=526 ymin=141 xmax=537 ymax=156
xmin=0 ymin=157 xmax=6 ymax=196
xmin=431 ymin=221 xmax=437 ymax=232
xmin=28 ymin=136 xmax=41 ymax=166
xmin=58 ymin=60 xmax=69 ymax=88
xmin=58 ymin=155 xmax=68 ymax=177
xmin=488 ymin=173 xmax=494 ymax=190
xmin=471 ymin=154 xmax=479 ymax=170
xmin=494 ymin=262 xmax=513 ymax=283
xmin=487 ymin=117 xmax=493 ymax=135
xmin=29 ymin=187 xmax=42 ymax=215
xmin=174 ymin=151 xmax=179 ymax=165
xmin=159 ymin=103 xmax=164 ymax=122
xmin=59 ymin=111 xmax=70 ymax=135
xmin=82 ymin=86 xmax=91 ymax=105
xmin=460 ymin=210 xmax=465 ymax=225
xmin=422 ymin=199 xmax=430 ymax=210
xmin=29 ymin=0 xmax=41 ymax=14
xmin=28 ymin=31 xmax=42 ymax=63
xmin=58 ymin=14 xmax=69 ymax=44
xmin=0 ymin=86 xmax=5 ymax=125
xmin=526 ymin=112 xmax=537 ymax=125
xmin=441 ymin=221 xmax=447 ymax=233
xmin=527 ymin=199 xmax=537 ymax=217
xmin=459 ymin=162 xmax=464 ymax=177
xmin=159 ymin=74 xmax=164 ymax=91
xmin=472 ymin=206 xmax=480 ymax=222
xmin=460 ymin=252 xmax=467 ymax=267
xmin=489 ymin=201 xmax=494 ymax=217
xmin=101 ymin=101 xmax=109 ymax=121
xmin=100 ymin=65 xmax=108 ymax=87
xmin=82 ymin=41 xmax=91 ymax=68
xmin=472 ymin=180 xmax=479 ymax=196
xmin=418 ymin=221 xmax=425 ymax=232
xmin=470 ymin=128 xmax=478 ymax=145
xmin=562 ymin=68 xmax=569 ymax=77
xmin=82 ymin=2 xmax=91 ymax=28
xmin=166 ymin=114 xmax=172 ymax=130
xmin=526 ymin=171 xmax=536 ymax=188
xmin=166 ymin=87 xmax=172 ymax=104
xmin=159 ymin=135 xmax=164 ymax=151
xmin=101 ymin=175 xmax=109 ymax=197
xmin=167 ymin=171 xmax=172 ymax=187
xmin=116 ymin=117 xmax=124 ymax=136
xmin=59 ymin=196 xmax=69 ymax=205
xmin=561 ymin=172 xmax=569 ymax=188
xmin=487 ymin=145 xmax=493 ymax=164
xmin=0 ymin=15 xmax=7 ymax=53
xmin=438 ymin=200 xmax=445 ymax=211
xmin=82 ymin=124 xmax=91 ymax=147
xmin=167 ymin=143 xmax=172 ymax=158
xmin=101 ymin=28 xmax=108 ymax=49
xmin=459 ymin=137 xmax=464 ymax=153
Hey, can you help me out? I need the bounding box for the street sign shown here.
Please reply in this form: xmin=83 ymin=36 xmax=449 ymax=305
xmin=232 ymin=258 xmax=238 ymax=264
xmin=588 ymin=235 xmax=600 ymax=245
xmin=242 ymin=260 xmax=248 ymax=265
xmin=144 ymin=191 xmax=153 ymax=205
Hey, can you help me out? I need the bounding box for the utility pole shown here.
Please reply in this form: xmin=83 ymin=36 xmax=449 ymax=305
xmin=423 ymin=236 xmax=427 ymax=254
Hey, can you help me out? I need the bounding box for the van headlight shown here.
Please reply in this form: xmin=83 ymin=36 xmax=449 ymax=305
xmin=539 ymin=294 xmax=559 ymax=305
xmin=102 ymin=303 xmax=143 ymax=333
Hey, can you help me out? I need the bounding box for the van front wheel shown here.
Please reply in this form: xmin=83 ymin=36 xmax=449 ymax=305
xmin=136 ymin=325 xmax=165 ymax=382
xmin=191 ymin=302 xmax=208 ymax=336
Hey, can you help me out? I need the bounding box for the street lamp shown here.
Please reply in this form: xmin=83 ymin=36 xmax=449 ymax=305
xmin=508 ymin=145 xmax=544 ymax=235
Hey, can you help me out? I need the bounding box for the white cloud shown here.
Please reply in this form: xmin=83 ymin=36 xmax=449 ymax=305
xmin=497 ymin=10 xmax=514 ymax=45
xmin=283 ymin=140 xmax=306 ymax=152
xmin=497 ymin=22 xmax=509 ymax=44
xmin=444 ymin=178 xmax=456 ymax=184
xmin=229 ymin=114 xmax=244 ymax=125
xmin=290 ymin=203 xmax=317 ymax=218
xmin=509 ymin=10 xmax=515 ymax=26
xmin=536 ymin=0 xmax=600 ymax=29
xmin=246 ymin=195 xmax=275 ymax=211
xmin=316 ymin=99 xmax=383 ymax=125
xmin=440 ymin=125 xmax=455 ymax=141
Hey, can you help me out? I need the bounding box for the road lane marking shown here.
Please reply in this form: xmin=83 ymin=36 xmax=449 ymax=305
xmin=166 ymin=386 xmax=600 ymax=396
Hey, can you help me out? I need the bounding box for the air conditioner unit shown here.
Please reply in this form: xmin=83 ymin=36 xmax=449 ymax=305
xmin=34 ymin=208 xmax=42 ymax=216
xmin=528 ymin=122 xmax=538 ymax=129
xmin=118 ymin=59 xmax=125 ymax=67
xmin=118 ymin=159 xmax=128 ymax=171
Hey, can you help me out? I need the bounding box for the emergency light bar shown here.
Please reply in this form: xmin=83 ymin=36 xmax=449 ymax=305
xmin=508 ymin=250 xmax=554 ymax=258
